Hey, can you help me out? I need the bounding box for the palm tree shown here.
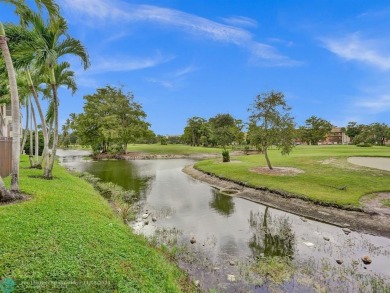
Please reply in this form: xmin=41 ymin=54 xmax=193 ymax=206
xmin=39 ymin=17 xmax=89 ymax=179
xmin=0 ymin=0 xmax=59 ymax=198
xmin=12 ymin=12 xmax=89 ymax=179
xmin=0 ymin=23 xmax=21 ymax=193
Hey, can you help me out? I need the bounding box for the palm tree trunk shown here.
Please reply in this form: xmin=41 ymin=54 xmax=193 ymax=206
xmin=0 ymin=175 xmax=14 ymax=202
xmin=30 ymin=99 xmax=39 ymax=164
xmin=45 ymin=81 xmax=58 ymax=179
xmin=26 ymin=69 xmax=48 ymax=169
xmin=29 ymin=97 xmax=34 ymax=167
xmin=1 ymin=23 xmax=20 ymax=192
xmin=21 ymin=99 xmax=29 ymax=154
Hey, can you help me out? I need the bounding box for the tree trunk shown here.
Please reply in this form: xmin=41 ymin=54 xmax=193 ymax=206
xmin=264 ymin=146 xmax=273 ymax=169
xmin=26 ymin=69 xmax=48 ymax=169
xmin=45 ymin=81 xmax=58 ymax=179
xmin=1 ymin=24 xmax=20 ymax=192
xmin=31 ymin=100 xmax=39 ymax=164
xmin=29 ymin=97 xmax=34 ymax=167
xmin=0 ymin=175 xmax=15 ymax=202
xmin=21 ymin=99 xmax=29 ymax=154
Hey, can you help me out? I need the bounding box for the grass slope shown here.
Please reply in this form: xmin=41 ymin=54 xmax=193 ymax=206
xmin=0 ymin=156 xmax=194 ymax=292
xmin=195 ymin=145 xmax=390 ymax=207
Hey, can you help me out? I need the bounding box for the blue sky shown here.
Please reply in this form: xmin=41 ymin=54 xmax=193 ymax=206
xmin=2 ymin=0 xmax=390 ymax=134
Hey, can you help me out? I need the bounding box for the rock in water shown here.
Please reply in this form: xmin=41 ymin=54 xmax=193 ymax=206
xmin=342 ymin=228 xmax=351 ymax=235
xmin=194 ymin=280 xmax=200 ymax=287
xmin=323 ymin=237 xmax=330 ymax=241
xmin=190 ymin=237 xmax=196 ymax=244
xmin=144 ymin=220 xmax=149 ymax=225
xmin=229 ymin=260 xmax=235 ymax=266
xmin=362 ymin=255 xmax=372 ymax=265
xmin=142 ymin=213 xmax=149 ymax=219
xmin=336 ymin=259 xmax=343 ymax=265
xmin=152 ymin=216 xmax=157 ymax=222
xmin=227 ymin=274 xmax=236 ymax=282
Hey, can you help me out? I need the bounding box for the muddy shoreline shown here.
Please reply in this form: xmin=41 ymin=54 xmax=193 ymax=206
xmin=183 ymin=165 xmax=390 ymax=238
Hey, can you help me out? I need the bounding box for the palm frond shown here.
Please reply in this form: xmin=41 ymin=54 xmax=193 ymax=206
xmin=56 ymin=37 xmax=90 ymax=70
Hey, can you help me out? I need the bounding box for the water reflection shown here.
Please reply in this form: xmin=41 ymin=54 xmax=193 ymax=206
xmin=248 ymin=207 xmax=296 ymax=259
xmin=76 ymin=160 xmax=154 ymax=200
xmin=209 ymin=189 xmax=235 ymax=217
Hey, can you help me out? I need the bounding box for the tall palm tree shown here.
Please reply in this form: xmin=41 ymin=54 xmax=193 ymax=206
xmin=0 ymin=23 xmax=20 ymax=193
xmin=4 ymin=6 xmax=88 ymax=179
xmin=37 ymin=17 xmax=89 ymax=179
xmin=10 ymin=12 xmax=89 ymax=179
xmin=0 ymin=0 xmax=59 ymax=198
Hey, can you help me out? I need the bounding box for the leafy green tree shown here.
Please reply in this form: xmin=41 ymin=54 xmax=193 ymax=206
xmin=346 ymin=121 xmax=363 ymax=144
xmin=354 ymin=123 xmax=389 ymax=146
xmin=248 ymin=91 xmax=295 ymax=169
xmin=72 ymin=86 xmax=151 ymax=154
xmin=183 ymin=117 xmax=207 ymax=146
xmin=300 ymin=116 xmax=332 ymax=145
xmin=208 ymin=113 xmax=235 ymax=148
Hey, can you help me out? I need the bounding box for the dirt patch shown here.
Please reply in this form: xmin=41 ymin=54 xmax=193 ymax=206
xmin=360 ymin=192 xmax=390 ymax=216
xmin=0 ymin=193 xmax=30 ymax=206
xmin=250 ymin=166 xmax=304 ymax=176
xmin=183 ymin=165 xmax=390 ymax=238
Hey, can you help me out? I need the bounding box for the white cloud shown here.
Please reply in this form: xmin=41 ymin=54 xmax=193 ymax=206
xmin=220 ymin=16 xmax=258 ymax=28
xmin=87 ymin=53 xmax=174 ymax=74
xmin=60 ymin=0 xmax=297 ymax=66
xmin=174 ymin=64 xmax=198 ymax=77
xmin=355 ymin=94 xmax=390 ymax=113
xmin=145 ymin=78 xmax=174 ymax=89
xmin=321 ymin=33 xmax=390 ymax=70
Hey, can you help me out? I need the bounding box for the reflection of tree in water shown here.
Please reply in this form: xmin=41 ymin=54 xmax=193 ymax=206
xmin=209 ymin=189 xmax=235 ymax=217
xmin=84 ymin=160 xmax=155 ymax=201
xmin=248 ymin=207 xmax=295 ymax=259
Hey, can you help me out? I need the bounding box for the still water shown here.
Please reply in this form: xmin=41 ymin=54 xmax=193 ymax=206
xmin=58 ymin=150 xmax=390 ymax=292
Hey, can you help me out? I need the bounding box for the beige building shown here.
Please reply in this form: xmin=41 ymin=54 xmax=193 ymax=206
xmin=0 ymin=103 xmax=12 ymax=138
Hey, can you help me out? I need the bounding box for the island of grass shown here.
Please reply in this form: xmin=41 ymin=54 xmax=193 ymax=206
xmin=0 ymin=156 xmax=195 ymax=292
xmin=194 ymin=145 xmax=390 ymax=208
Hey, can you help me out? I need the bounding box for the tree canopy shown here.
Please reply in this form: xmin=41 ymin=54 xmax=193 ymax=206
xmin=298 ymin=116 xmax=333 ymax=145
xmin=71 ymin=86 xmax=152 ymax=153
xmin=248 ymin=91 xmax=295 ymax=169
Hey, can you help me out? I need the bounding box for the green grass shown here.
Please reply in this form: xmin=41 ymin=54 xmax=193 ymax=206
xmin=126 ymin=144 xmax=225 ymax=155
xmin=0 ymin=156 xmax=195 ymax=292
xmin=195 ymin=145 xmax=390 ymax=208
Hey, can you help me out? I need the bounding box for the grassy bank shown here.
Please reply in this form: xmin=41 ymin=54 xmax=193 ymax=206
xmin=0 ymin=156 xmax=195 ymax=292
xmin=195 ymin=145 xmax=390 ymax=208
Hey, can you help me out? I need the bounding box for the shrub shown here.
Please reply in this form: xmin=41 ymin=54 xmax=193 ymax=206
xmin=244 ymin=145 xmax=250 ymax=155
xmin=222 ymin=149 xmax=230 ymax=162
xmin=356 ymin=143 xmax=372 ymax=147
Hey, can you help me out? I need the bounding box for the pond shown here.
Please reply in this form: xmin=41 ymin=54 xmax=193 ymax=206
xmin=58 ymin=150 xmax=390 ymax=292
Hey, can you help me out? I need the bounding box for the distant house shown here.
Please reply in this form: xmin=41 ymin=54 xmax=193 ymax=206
xmin=0 ymin=103 xmax=12 ymax=138
xmin=323 ymin=127 xmax=350 ymax=145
